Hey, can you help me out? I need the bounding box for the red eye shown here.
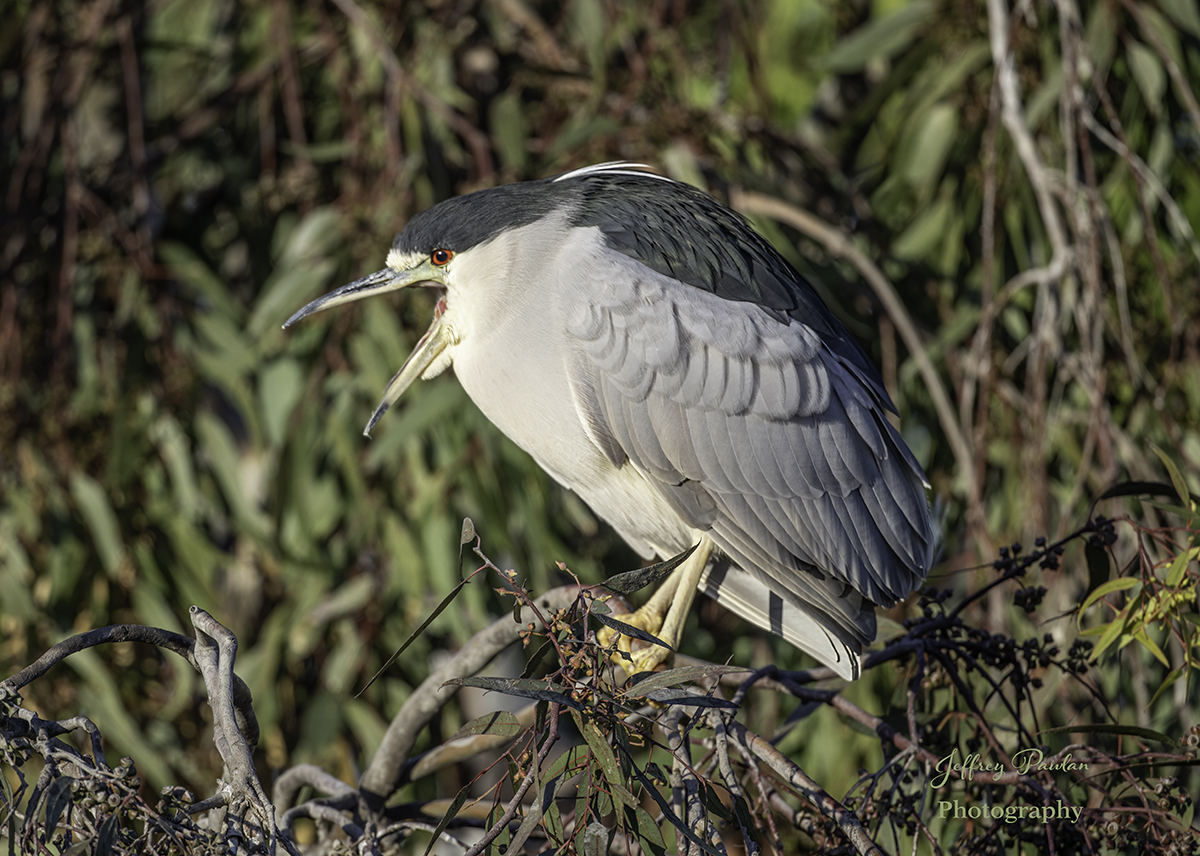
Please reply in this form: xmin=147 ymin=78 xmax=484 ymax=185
xmin=431 ymin=248 xmax=453 ymax=266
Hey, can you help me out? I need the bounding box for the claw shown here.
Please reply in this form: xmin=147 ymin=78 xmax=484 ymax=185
xmin=595 ymin=535 xmax=716 ymax=676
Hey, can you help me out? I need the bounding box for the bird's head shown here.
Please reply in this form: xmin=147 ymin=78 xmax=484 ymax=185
xmin=283 ymin=243 xmax=467 ymax=436
xmin=282 ymin=164 xmax=602 ymax=435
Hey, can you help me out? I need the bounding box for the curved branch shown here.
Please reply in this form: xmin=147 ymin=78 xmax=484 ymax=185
xmin=1 ymin=623 xmax=260 ymax=749
xmin=719 ymin=715 xmax=887 ymax=856
xmin=357 ymin=583 xmax=582 ymax=811
xmin=190 ymin=607 xmax=295 ymax=855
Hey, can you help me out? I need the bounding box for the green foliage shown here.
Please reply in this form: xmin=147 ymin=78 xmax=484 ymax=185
xmin=1076 ymin=471 xmax=1200 ymax=707
xmin=2 ymin=0 xmax=1200 ymax=852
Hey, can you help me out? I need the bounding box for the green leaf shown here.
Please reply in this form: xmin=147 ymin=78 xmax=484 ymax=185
xmin=1097 ymin=480 xmax=1182 ymax=503
xmin=543 ymin=798 xmax=566 ymax=842
xmin=420 ymin=781 xmax=472 ymax=856
xmin=819 ymin=0 xmax=934 ymax=72
xmin=40 ymin=776 xmax=73 ymax=841
xmin=632 ymin=806 xmax=667 ymax=856
xmin=1158 ymin=0 xmax=1200 ymax=36
xmin=310 ymin=576 xmax=377 ymax=627
xmin=624 ymin=665 xmax=750 ymax=696
xmin=543 ymin=115 xmax=621 ymax=162
xmin=1127 ymin=41 xmax=1166 ymax=113
xmin=543 ymin=745 xmax=584 ymax=782
xmin=1149 ymin=442 xmax=1192 ymax=513
xmin=1132 ymin=627 xmax=1171 ymax=667
xmin=69 ymin=471 xmax=126 ymax=578
xmin=1087 ymin=618 xmax=1123 ymax=660
xmin=1165 ymin=546 xmax=1196 ymax=588
xmin=627 ymin=762 xmax=724 ymax=856
xmin=582 ymin=822 xmax=610 ymax=856
xmin=633 ymin=690 xmax=738 ymax=710
xmin=358 ymin=577 xmax=468 ymax=696
xmin=520 ymin=636 xmax=557 ymax=679
xmin=148 ymin=414 xmax=202 ymax=522
xmin=249 ymin=256 xmax=337 ymax=339
xmin=448 ymin=710 xmax=524 ymax=743
xmin=891 ymin=194 xmax=953 ymax=261
xmin=442 ymin=677 xmax=585 ymax=711
xmin=600 ymin=544 xmax=697 ymax=594
xmin=698 ymin=780 xmax=733 ymax=822
xmin=94 ymin=815 xmax=119 ymax=856
xmin=729 ymin=789 xmax=759 ymax=852
xmin=195 ymin=412 xmax=271 ymax=540
xmin=1143 ymin=499 xmax=1198 ymax=521
xmin=1079 ymin=576 xmax=1139 ymax=615
xmin=900 ymin=104 xmax=959 ymax=197
xmin=192 ymin=312 xmax=256 ymax=386
xmin=593 ymin=612 xmax=674 ymax=652
xmin=1039 ymin=723 xmax=1176 ymax=745
xmin=579 ymin=721 xmax=636 ymax=808
xmin=159 ymin=240 xmax=242 ymax=321
xmin=489 ymin=92 xmax=528 ymax=171
xmin=1147 ymin=668 xmax=1183 ymax=709
xmin=258 ymin=358 xmax=305 ymax=447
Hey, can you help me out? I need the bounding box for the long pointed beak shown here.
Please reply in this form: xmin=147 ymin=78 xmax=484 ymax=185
xmin=364 ymin=305 xmax=452 ymax=436
xmin=283 ymin=266 xmax=430 ymax=329
xmin=284 ymin=262 xmax=452 ymax=436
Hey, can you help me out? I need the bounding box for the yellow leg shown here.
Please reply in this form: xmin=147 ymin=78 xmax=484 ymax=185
xmin=598 ymin=535 xmax=715 ymax=674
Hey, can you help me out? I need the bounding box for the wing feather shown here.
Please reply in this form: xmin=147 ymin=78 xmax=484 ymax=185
xmin=752 ymin=361 xmax=801 ymax=419
xmin=743 ymin=413 xmax=791 ymax=499
xmin=563 ymin=244 xmax=935 ymax=671
xmin=647 ymin=394 xmax=705 ymax=480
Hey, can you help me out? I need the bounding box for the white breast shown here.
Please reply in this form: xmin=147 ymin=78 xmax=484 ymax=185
xmin=441 ymin=219 xmax=698 ymax=560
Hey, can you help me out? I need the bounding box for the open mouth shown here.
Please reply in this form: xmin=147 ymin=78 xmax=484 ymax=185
xmin=364 ymin=289 xmax=454 ymax=436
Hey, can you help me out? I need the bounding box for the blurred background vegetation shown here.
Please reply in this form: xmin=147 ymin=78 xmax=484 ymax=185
xmin=2 ymin=0 xmax=1199 ymax=844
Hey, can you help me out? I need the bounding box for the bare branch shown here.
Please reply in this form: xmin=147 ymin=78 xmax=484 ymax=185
xmin=358 ymin=584 xmax=582 ymax=809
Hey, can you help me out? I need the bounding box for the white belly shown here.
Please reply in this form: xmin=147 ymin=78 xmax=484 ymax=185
xmin=449 ymin=320 xmax=694 ymax=561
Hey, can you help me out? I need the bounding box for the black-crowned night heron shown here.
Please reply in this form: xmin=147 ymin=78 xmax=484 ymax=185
xmin=285 ymin=163 xmax=935 ymax=680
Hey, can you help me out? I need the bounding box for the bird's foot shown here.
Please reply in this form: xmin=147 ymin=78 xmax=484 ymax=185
xmin=596 ymin=603 xmax=675 ymax=675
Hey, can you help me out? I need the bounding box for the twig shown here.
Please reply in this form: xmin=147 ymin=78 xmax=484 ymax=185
xmin=1 ymin=623 xmax=260 ymax=750
xmin=986 ymin=0 xmax=1071 ymax=273
xmin=714 ymin=716 xmax=760 ymax=856
xmin=357 ymin=584 xmax=581 ymax=811
xmin=721 ymin=716 xmax=888 ymax=856
xmin=1078 ymin=108 xmax=1200 ymax=270
xmin=461 ymin=702 xmax=561 ymax=856
xmin=272 ymin=763 xmax=356 ymax=811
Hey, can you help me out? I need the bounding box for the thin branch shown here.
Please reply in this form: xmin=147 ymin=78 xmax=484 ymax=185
xmin=462 ymin=703 xmax=561 ymax=856
xmin=358 ymin=584 xmax=581 ymax=810
xmin=1 ymin=623 xmax=260 ymax=750
xmin=721 ymin=716 xmax=888 ymax=856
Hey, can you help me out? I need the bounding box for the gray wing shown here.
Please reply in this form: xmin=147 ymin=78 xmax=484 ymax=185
xmin=564 ymin=245 xmax=935 ymax=667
